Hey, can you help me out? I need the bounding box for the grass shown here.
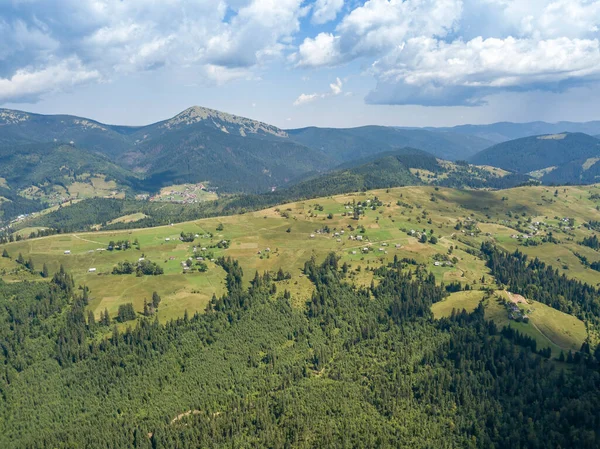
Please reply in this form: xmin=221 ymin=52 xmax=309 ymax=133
xmin=107 ymin=213 xmax=148 ymax=225
xmin=2 ymin=183 xmax=599 ymax=335
xmin=432 ymin=290 xmax=484 ymax=318
xmin=434 ymin=290 xmax=587 ymax=357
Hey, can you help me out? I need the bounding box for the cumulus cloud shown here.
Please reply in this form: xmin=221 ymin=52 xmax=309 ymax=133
xmin=295 ymin=0 xmax=600 ymax=106
xmin=311 ymin=0 xmax=344 ymax=25
xmin=0 ymin=0 xmax=307 ymax=103
xmin=329 ymin=77 xmax=343 ymax=95
xmin=293 ymin=93 xmax=320 ymax=106
xmin=0 ymin=57 xmax=101 ymax=103
xmin=293 ymin=76 xmax=344 ymax=106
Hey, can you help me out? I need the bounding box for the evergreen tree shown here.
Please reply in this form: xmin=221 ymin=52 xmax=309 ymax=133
xmin=152 ymin=291 xmax=161 ymax=309
xmin=87 ymin=310 xmax=96 ymax=329
xmin=41 ymin=263 xmax=49 ymax=278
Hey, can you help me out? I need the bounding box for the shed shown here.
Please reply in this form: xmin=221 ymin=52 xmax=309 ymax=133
xmin=64 ymin=250 xmax=71 ymax=255
xmin=88 ymin=268 xmax=96 ymax=272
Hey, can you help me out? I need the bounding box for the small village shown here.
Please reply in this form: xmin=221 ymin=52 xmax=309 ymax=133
xmin=149 ymin=183 xmax=218 ymax=204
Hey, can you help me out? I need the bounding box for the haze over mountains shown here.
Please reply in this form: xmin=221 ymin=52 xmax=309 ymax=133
xmin=1 ymin=105 xmax=600 ymax=223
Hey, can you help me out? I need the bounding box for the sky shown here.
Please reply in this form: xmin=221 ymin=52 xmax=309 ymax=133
xmin=1 ymin=0 xmax=600 ymax=129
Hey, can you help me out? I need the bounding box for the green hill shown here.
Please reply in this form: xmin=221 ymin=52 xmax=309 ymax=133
xmin=0 ymin=142 xmax=139 ymax=205
xmin=470 ymin=132 xmax=600 ymax=182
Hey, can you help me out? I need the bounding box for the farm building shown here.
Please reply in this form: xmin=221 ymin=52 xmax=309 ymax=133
xmin=64 ymin=250 xmax=71 ymax=255
xmin=88 ymin=268 xmax=96 ymax=273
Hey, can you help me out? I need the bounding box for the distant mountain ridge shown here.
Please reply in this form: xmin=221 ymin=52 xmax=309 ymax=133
xmin=470 ymin=132 xmax=600 ymax=184
xmin=286 ymin=125 xmax=492 ymax=161
xmin=421 ymin=121 xmax=600 ymax=143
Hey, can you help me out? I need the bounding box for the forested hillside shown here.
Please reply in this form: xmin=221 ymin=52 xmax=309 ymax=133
xmin=0 ymin=255 xmax=598 ymax=448
xmin=287 ymin=125 xmax=492 ymax=161
xmin=470 ymin=133 xmax=600 ymax=180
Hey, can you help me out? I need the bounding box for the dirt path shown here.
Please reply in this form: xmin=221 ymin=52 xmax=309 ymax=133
xmin=73 ymin=234 xmax=104 ymax=245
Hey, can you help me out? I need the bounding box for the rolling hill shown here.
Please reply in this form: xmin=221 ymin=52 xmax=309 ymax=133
xmin=287 ymin=125 xmax=492 ymax=161
xmin=470 ymin=132 xmax=600 ymax=184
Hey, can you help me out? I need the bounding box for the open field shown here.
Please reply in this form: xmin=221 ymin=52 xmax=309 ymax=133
xmin=1 ymin=184 xmax=599 ymax=330
xmin=433 ymin=290 xmax=587 ymax=356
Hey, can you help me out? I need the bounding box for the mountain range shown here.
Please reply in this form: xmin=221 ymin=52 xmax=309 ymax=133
xmin=1 ymin=105 xmax=600 ymax=222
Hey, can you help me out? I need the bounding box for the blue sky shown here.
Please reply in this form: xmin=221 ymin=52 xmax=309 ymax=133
xmin=1 ymin=0 xmax=600 ymax=128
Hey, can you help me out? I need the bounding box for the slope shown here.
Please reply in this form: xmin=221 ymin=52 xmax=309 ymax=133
xmin=0 ymin=142 xmax=139 ymax=205
xmin=470 ymin=132 xmax=600 ymax=177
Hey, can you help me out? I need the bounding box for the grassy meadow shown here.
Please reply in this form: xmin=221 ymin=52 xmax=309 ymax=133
xmin=1 ymin=184 xmax=599 ymax=335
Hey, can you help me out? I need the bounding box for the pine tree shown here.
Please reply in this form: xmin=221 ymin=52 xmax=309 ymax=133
xmin=1 ymin=248 xmax=9 ymax=258
xmin=16 ymin=252 xmax=24 ymax=264
xmin=102 ymin=308 xmax=111 ymax=326
xmin=143 ymin=299 xmax=150 ymax=317
xmin=87 ymin=310 xmax=96 ymax=329
xmin=152 ymin=291 xmax=161 ymax=309
xmin=41 ymin=263 xmax=49 ymax=278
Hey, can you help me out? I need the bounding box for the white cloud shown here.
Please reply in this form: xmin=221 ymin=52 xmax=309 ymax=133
xmin=0 ymin=57 xmax=101 ymax=103
xmin=329 ymin=77 xmax=343 ymax=95
xmin=293 ymin=93 xmax=320 ymax=106
xmin=293 ymin=33 xmax=343 ymax=67
xmin=311 ymin=0 xmax=344 ymax=25
xmin=0 ymin=0 xmax=307 ymax=103
xmin=294 ymin=0 xmax=463 ymax=68
xmin=295 ymin=0 xmax=600 ymax=106
xmin=366 ymin=35 xmax=600 ymax=105
xmin=294 ymin=76 xmax=344 ymax=106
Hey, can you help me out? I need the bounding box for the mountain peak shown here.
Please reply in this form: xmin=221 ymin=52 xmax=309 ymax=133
xmin=161 ymin=105 xmax=288 ymax=138
xmin=0 ymin=109 xmax=31 ymax=125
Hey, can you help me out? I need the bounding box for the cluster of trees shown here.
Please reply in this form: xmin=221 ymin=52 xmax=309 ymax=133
xmin=108 ymin=239 xmax=136 ymax=251
xmin=112 ymin=259 xmax=164 ymax=276
xmin=117 ymin=303 xmax=136 ymax=322
xmin=0 ymin=228 xmax=60 ymax=244
xmin=580 ymin=234 xmax=599 ymax=250
xmin=179 ymin=232 xmax=196 ymax=242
